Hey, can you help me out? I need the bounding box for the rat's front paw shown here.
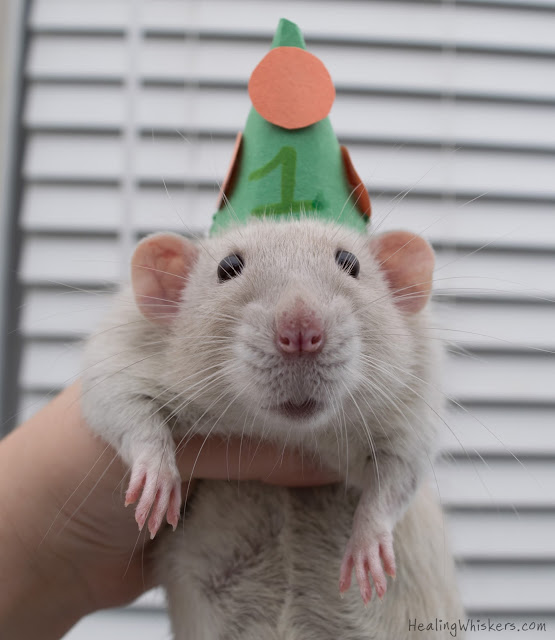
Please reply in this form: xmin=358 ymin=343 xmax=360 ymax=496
xmin=339 ymin=525 xmax=396 ymax=604
xmin=125 ymin=453 xmax=182 ymax=539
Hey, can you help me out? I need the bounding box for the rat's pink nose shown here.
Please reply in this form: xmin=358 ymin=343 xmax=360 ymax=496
xmin=276 ymin=305 xmax=324 ymax=355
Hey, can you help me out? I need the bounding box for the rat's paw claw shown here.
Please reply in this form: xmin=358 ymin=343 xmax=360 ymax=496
xmin=127 ymin=457 xmax=181 ymax=537
xmin=136 ymin=511 xmax=147 ymax=531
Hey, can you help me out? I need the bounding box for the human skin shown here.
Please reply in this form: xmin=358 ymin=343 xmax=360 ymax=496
xmin=0 ymin=382 xmax=337 ymax=640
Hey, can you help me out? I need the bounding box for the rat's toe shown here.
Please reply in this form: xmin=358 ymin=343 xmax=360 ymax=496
xmin=167 ymin=484 xmax=182 ymax=530
xmin=380 ymin=540 xmax=396 ymax=578
xmin=135 ymin=475 xmax=158 ymax=530
xmin=148 ymin=489 xmax=165 ymax=539
xmin=125 ymin=468 xmax=146 ymax=507
xmin=354 ymin=555 xmax=373 ymax=605
xmin=368 ymin=555 xmax=387 ymax=599
xmin=339 ymin=552 xmax=354 ymax=593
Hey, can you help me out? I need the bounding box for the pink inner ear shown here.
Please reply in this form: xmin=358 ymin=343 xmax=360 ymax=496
xmin=131 ymin=233 xmax=198 ymax=325
xmin=370 ymin=231 xmax=435 ymax=314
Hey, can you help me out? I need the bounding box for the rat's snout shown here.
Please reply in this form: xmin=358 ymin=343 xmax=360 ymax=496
xmin=275 ymin=294 xmax=324 ymax=355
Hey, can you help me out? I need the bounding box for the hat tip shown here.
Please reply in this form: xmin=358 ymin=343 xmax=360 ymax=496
xmin=272 ymin=18 xmax=306 ymax=50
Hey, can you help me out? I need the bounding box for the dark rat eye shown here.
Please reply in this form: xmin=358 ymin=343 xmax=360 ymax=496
xmin=218 ymin=254 xmax=244 ymax=282
xmin=335 ymin=250 xmax=360 ymax=278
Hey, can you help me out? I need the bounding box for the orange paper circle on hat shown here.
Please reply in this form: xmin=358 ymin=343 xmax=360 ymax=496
xmin=249 ymin=47 xmax=335 ymax=130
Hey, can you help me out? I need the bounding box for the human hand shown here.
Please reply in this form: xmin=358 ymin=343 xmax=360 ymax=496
xmin=0 ymin=382 xmax=337 ymax=639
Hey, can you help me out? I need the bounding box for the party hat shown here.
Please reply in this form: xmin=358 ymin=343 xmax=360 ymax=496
xmin=210 ymin=18 xmax=371 ymax=235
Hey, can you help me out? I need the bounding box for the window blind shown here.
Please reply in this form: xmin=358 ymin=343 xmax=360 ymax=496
xmin=7 ymin=1 xmax=555 ymax=637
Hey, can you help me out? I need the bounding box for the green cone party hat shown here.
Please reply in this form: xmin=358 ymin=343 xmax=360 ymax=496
xmin=210 ymin=18 xmax=371 ymax=235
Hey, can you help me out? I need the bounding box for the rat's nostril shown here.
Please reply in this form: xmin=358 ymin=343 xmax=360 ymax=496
xmin=277 ymin=330 xmax=301 ymax=353
xmin=304 ymin=331 xmax=323 ymax=353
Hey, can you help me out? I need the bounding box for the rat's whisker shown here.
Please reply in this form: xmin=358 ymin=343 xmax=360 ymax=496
xmin=341 ymin=382 xmax=381 ymax=495
xmin=183 ymin=380 xmax=255 ymax=502
xmin=353 ymin=371 xmax=449 ymax=560
xmin=358 ymin=352 xmax=524 ymax=510
xmin=372 ymin=355 xmax=534 ymax=477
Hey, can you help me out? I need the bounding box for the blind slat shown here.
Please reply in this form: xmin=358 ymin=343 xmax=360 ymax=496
xmin=26 ymin=36 xmax=555 ymax=103
xmin=25 ymin=84 xmax=555 ymax=151
xmin=18 ymin=338 xmax=555 ymax=407
xmin=19 ymin=234 xmax=555 ymax=303
xmin=25 ymin=135 xmax=555 ymax=198
xmin=436 ymin=459 xmax=555 ymax=508
xmin=440 ymin=405 xmax=555 ymax=456
xmin=436 ymin=303 xmax=555 ymax=350
xmin=459 ymin=564 xmax=555 ymax=612
xmin=62 ymin=609 xmax=170 ymax=640
xmin=20 ymin=289 xmax=115 ymax=337
xmin=32 ymin=1 xmax=555 ymax=54
xmin=19 ymin=288 xmax=555 ymax=353
xmin=22 ymin=183 xmax=555 ymax=251
xmin=447 ymin=511 xmax=555 ymax=560
xmin=445 ymin=352 xmax=555 ymax=403
xmin=20 ymin=236 xmax=120 ymax=284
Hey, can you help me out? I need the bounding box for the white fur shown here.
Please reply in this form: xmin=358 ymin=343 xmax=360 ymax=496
xmin=82 ymin=219 xmax=464 ymax=639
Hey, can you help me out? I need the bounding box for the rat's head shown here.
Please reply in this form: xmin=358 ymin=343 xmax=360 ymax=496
xmin=131 ymin=220 xmax=434 ymax=437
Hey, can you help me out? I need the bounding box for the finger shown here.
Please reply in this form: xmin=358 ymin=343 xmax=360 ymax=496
xmin=175 ymin=436 xmax=338 ymax=486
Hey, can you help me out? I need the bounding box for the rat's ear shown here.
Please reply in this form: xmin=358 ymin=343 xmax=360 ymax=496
xmin=131 ymin=232 xmax=199 ymax=325
xmin=370 ymin=231 xmax=435 ymax=313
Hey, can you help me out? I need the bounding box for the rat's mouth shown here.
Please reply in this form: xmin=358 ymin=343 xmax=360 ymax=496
xmin=271 ymin=398 xmax=321 ymax=420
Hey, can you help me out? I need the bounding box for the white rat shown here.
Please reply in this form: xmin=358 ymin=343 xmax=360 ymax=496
xmin=82 ymin=218 xmax=464 ymax=639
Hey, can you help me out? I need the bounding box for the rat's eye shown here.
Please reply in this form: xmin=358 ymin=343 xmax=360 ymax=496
xmin=335 ymin=250 xmax=359 ymax=278
xmin=218 ymin=254 xmax=244 ymax=282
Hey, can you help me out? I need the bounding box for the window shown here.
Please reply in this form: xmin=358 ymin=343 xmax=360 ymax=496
xmin=1 ymin=1 xmax=554 ymax=636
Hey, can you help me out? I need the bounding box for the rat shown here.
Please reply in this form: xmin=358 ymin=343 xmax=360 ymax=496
xmin=81 ymin=217 xmax=465 ymax=639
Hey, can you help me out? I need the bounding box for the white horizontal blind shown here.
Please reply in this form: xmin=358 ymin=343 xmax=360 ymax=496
xmin=13 ymin=0 xmax=555 ymax=637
